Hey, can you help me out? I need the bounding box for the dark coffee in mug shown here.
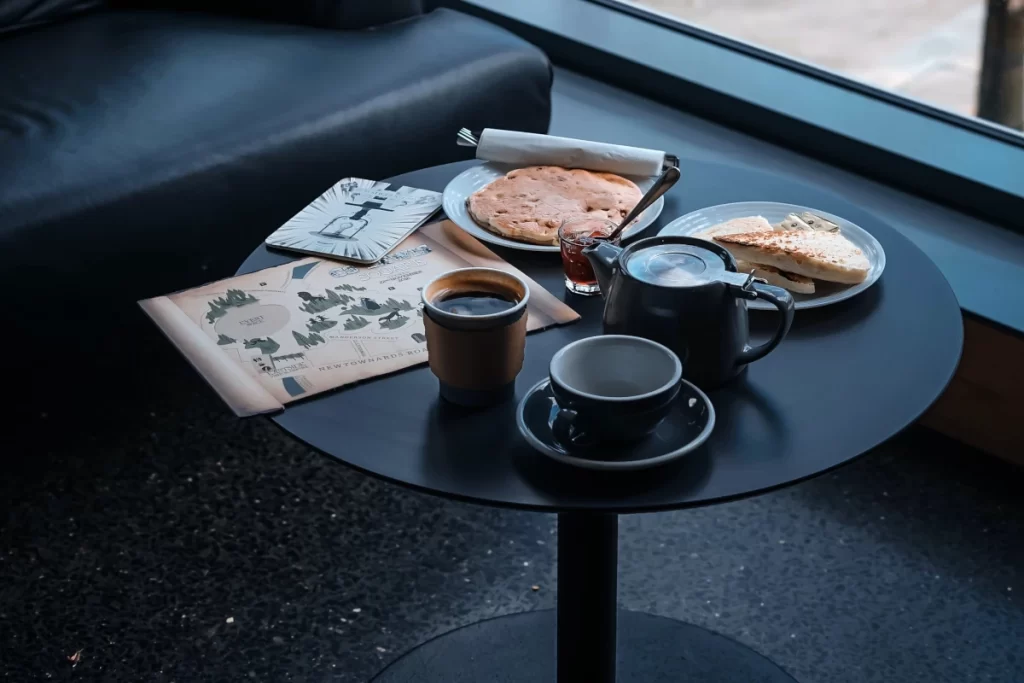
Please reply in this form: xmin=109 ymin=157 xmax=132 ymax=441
xmin=421 ymin=268 xmax=531 ymax=407
xmin=433 ymin=290 xmax=517 ymax=316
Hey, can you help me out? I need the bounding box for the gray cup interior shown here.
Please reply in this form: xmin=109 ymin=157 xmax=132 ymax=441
xmin=551 ymin=336 xmax=681 ymax=399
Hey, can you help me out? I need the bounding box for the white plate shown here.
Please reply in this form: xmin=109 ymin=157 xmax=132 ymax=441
xmin=442 ymin=163 xmax=665 ymax=253
xmin=659 ymin=201 xmax=886 ymax=310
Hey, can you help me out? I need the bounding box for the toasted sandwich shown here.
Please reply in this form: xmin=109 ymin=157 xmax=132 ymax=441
xmin=734 ymin=260 xmax=816 ymax=294
xmin=698 ymin=216 xmax=773 ymax=239
xmin=699 ymin=217 xmax=814 ymax=292
xmin=714 ymin=229 xmax=870 ymax=284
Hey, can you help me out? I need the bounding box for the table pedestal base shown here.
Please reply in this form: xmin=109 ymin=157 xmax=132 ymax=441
xmin=370 ymin=610 xmax=796 ymax=683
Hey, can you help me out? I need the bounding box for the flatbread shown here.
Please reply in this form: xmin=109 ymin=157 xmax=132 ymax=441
xmin=735 ymin=260 xmax=816 ymax=294
xmin=698 ymin=217 xmax=813 ymax=292
xmin=714 ymin=229 xmax=870 ymax=284
xmin=698 ymin=216 xmax=773 ymax=239
xmin=467 ymin=166 xmax=642 ymax=245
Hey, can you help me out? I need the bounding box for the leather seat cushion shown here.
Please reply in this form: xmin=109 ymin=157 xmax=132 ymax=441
xmin=0 ymin=0 xmax=101 ymax=33
xmin=0 ymin=8 xmax=551 ymax=300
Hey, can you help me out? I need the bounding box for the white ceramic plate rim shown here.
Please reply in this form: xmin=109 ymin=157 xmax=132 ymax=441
xmin=515 ymin=378 xmax=716 ymax=471
xmin=658 ymin=201 xmax=886 ymax=310
xmin=443 ymin=163 xmax=665 ymax=253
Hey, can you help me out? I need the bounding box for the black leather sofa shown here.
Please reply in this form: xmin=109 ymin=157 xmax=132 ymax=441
xmin=0 ymin=0 xmax=551 ymax=416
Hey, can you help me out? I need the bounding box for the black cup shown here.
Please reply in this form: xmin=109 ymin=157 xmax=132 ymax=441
xmin=549 ymin=335 xmax=682 ymax=444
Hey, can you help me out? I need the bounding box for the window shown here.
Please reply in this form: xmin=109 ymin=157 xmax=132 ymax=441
xmin=455 ymin=0 xmax=1024 ymax=231
xmin=601 ymin=0 xmax=1024 ymax=136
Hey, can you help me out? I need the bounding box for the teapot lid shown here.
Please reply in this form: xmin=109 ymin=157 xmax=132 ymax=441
xmin=623 ymin=243 xmax=731 ymax=287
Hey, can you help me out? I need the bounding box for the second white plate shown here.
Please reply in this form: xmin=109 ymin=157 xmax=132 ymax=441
xmin=443 ymin=163 xmax=665 ymax=253
xmin=659 ymin=201 xmax=886 ymax=310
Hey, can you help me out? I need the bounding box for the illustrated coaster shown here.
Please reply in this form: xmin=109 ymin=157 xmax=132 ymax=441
xmin=265 ymin=178 xmax=442 ymax=264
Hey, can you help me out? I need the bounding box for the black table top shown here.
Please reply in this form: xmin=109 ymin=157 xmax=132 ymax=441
xmin=237 ymin=160 xmax=963 ymax=514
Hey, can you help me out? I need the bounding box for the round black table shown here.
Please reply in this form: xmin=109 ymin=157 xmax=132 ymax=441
xmin=238 ymin=160 xmax=962 ymax=683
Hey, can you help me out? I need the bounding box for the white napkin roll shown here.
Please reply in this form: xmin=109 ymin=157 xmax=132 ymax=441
xmin=476 ymin=129 xmax=665 ymax=177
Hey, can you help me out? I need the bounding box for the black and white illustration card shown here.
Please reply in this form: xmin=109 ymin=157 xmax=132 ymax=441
xmin=265 ymin=178 xmax=442 ymax=264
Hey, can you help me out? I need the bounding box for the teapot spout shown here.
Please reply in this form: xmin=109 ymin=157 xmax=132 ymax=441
xmin=582 ymin=240 xmax=622 ymax=297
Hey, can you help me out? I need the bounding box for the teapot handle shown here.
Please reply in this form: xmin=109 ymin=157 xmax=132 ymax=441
xmin=736 ymin=282 xmax=795 ymax=365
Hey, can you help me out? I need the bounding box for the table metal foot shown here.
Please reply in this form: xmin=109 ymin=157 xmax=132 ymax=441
xmin=369 ymin=610 xmax=797 ymax=682
xmin=372 ymin=513 xmax=796 ymax=683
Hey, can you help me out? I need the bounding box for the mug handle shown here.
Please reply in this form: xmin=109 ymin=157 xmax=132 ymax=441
xmin=551 ymin=408 xmax=594 ymax=449
xmin=736 ymin=282 xmax=795 ymax=365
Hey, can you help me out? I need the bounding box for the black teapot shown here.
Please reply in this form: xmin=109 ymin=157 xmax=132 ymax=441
xmin=583 ymin=236 xmax=795 ymax=389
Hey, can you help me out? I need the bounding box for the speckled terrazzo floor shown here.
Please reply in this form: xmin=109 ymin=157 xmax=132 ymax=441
xmin=2 ymin=346 xmax=1022 ymax=683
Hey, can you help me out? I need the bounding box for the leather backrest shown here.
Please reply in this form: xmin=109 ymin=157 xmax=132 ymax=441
xmin=112 ymin=0 xmax=423 ymax=30
xmin=0 ymin=0 xmax=103 ymax=32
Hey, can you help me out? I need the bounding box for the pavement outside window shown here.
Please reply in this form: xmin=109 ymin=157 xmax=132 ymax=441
xmin=635 ymin=0 xmax=1023 ymax=131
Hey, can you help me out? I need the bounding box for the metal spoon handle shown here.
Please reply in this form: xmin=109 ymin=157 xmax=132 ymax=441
xmin=607 ymin=166 xmax=681 ymax=242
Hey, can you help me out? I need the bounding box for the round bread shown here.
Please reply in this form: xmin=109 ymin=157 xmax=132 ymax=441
xmin=467 ymin=166 xmax=643 ymax=245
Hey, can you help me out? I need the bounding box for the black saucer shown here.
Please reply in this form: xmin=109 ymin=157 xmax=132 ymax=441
xmin=515 ymin=378 xmax=715 ymax=471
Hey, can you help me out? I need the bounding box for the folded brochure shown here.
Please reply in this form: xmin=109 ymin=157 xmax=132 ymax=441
xmin=141 ymin=221 xmax=580 ymax=416
xmin=265 ymin=177 xmax=442 ymax=264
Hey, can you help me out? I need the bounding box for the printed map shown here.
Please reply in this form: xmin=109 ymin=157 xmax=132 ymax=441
xmin=141 ymin=221 xmax=578 ymax=416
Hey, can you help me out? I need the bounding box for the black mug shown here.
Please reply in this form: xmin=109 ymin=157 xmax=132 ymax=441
xmin=549 ymin=335 xmax=682 ymax=444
